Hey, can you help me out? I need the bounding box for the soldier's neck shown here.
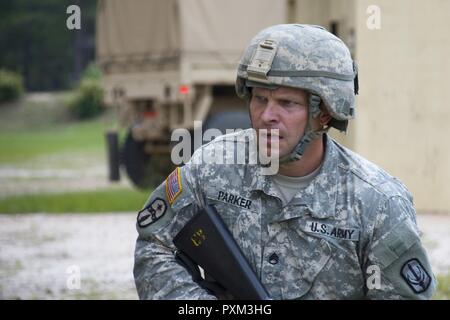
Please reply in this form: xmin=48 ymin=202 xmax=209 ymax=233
xmin=277 ymin=138 xmax=325 ymax=177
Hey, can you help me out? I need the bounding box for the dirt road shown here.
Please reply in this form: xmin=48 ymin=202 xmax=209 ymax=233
xmin=0 ymin=212 xmax=448 ymax=300
xmin=0 ymin=213 xmax=138 ymax=299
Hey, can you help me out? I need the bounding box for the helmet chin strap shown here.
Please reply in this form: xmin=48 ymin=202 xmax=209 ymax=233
xmin=279 ymin=94 xmax=330 ymax=164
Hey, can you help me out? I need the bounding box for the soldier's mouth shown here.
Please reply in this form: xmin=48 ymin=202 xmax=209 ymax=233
xmin=257 ymin=129 xmax=284 ymax=144
xmin=265 ymin=132 xmax=283 ymax=140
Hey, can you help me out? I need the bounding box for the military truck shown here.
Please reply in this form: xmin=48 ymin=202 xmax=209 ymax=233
xmin=96 ymin=0 xmax=357 ymax=188
xmin=96 ymin=0 xmax=286 ymax=188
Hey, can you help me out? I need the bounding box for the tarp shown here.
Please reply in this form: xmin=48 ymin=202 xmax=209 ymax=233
xmin=178 ymin=0 xmax=286 ymax=53
xmin=96 ymin=0 xmax=286 ymax=64
xmin=96 ymin=0 xmax=180 ymax=62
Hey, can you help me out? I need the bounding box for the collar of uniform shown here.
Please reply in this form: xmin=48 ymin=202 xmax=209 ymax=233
xmin=248 ymin=134 xmax=340 ymax=220
xmin=247 ymin=164 xmax=280 ymax=199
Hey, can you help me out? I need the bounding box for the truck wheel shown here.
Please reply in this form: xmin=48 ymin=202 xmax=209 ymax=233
xmin=122 ymin=131 xmax=171 ymax=189
xmin=105 ymin=130 xmax=120 ymax=181
xmin=201 ymin=110 xmax=251 ymax=148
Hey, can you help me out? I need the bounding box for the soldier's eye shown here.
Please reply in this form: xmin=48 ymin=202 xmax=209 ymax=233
xmin=254 ymin=95 xmax=268 ymax=104
xmin=279 ymin=99 xmax=299 ymax=108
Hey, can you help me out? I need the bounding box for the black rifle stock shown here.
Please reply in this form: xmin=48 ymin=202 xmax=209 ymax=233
xmin=173 ymin=204 xmax=271 ymax=300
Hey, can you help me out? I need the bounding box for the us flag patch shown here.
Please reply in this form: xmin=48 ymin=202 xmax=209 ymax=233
xmin=166 ymin=167 xmax=182 ymax=205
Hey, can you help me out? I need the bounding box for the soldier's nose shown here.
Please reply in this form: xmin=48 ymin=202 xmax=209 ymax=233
xmin=260 ymin=101 xmax=280 ymax=124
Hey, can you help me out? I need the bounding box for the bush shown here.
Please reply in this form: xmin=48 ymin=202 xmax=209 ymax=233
xmin=69 ymin=79 xmax=104 ymax=119
xmin=81 ymin=63 xmax=102 ymax=81
xmin=0 ymin=69 xmax=24 ymax=103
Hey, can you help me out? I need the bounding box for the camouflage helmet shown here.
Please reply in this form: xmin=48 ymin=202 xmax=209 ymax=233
xmin=236 ymin=23 xmax=358 ymax=132
xmin=235 ymin=24 xmax=359 ymax=161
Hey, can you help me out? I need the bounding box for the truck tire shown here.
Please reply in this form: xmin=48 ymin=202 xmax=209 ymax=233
xmin=200 ymin=110 xmax=251 ymax=148
xmin=105 ymin=130 xmax=120 ymax=181
xmin=122 ymin=131 xmax=172 ymax=190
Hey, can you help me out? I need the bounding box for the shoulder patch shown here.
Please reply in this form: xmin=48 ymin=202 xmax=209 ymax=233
xmin=401 ymin=258 xmax=431 ymax=293
xmin=166 ymin=167 xmax=183 ymax=205
xmin=137 ymin=198 xmax=167 ymax=228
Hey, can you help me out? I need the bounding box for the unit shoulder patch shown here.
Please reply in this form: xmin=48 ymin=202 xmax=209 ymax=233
xmin=166 ymin=167 xmax=183 ymax=205
xmin=401 ymin=258 xmax=431 ymax=294
xmin=137 ymin=198 xmax=167 ymax=228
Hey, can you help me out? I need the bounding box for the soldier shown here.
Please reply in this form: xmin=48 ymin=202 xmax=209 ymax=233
xmin=134 ymin=24 xmax=437 ymax=299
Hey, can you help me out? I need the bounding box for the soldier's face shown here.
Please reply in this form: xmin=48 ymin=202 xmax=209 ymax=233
xmin=249 ymin=86 xmax=310 ymax=158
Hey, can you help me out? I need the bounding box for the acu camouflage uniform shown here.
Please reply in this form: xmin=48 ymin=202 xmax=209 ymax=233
xmin=134 ymin=130 xmax=436 ymax=299
xmin=134 ymin=24 xmax=436 ymax=299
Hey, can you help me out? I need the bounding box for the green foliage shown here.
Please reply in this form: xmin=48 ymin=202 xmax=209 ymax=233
xmin=68 ymin=78 xmax=104 ymax=120
xmin=67 ymin=62 xmax=105 ymax=120
xmin=433 ymin=273 xmax=450 ymax=300
xmin=0 ymin=69 xmax=24 ymax=103
xmin=0 ymin=0 xmax=97 ymax=91
xmin=0 ymin=188 xmax=150 ymax=214
xmin=82 ymin=63 xmax=102 ymax=81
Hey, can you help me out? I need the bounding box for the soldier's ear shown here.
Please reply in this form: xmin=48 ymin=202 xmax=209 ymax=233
xmin=319 ymin=112 xmax=332 ymax=127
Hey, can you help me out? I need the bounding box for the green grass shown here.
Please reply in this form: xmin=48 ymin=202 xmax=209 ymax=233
xmin=433 ymin=273 xmax=450 ymax=300
xmin=0 ymin=188 xmax=152 ymax=213
xmin=0 ymin=119 xmax=107 ymax=164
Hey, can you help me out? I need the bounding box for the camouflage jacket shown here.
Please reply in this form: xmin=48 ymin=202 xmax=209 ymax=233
xmin=134 ymin=130 xmax=437 ymax=299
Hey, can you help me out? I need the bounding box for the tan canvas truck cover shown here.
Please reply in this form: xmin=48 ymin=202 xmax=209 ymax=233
xmin=97 ymin=0 xmax=287 ymax=188
xmin=97 ymin=0 xmax=180 ymax=65
xmin=97 ymin=0 xmax=286 ymax=86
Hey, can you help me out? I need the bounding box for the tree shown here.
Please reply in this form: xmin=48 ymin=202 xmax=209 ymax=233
xmin=0 ymin=0 xmax=97 ymax=91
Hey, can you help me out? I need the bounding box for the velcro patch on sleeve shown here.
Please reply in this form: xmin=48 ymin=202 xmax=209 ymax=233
xmin=137 ymin=198 xmax=167 ymax=228
xmin=401 ymin=258 xmax=432 ymax=294
xmin=166 ymin=167 xmax=183 ymax=205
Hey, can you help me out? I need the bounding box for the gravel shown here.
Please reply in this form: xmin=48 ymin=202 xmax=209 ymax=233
xmin=0 ymin=212 xmax=448 ymax=300
xmin=0 ymin=213 xmax=138 ymax=300
xmin=0 ymin=153 xmax=132 ymax=198
xmin=416 ymin=214 xmax=450 ymax=275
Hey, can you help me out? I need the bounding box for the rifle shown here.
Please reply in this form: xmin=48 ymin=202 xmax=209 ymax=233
xmin=173 ymin=204 xmax=271 ymax=300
